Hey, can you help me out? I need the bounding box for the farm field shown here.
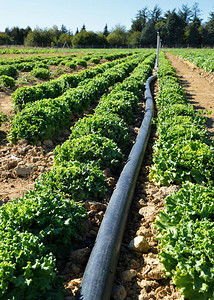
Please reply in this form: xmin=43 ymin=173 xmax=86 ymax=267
xmin=0 ymin=48 xmax=214 ymax=299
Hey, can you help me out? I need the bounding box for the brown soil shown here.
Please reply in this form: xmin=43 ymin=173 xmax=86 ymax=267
xmin=166 ymin=52 xmax=214 ymax=138
xmin=0 ymin=91 xmax=13 ymax=116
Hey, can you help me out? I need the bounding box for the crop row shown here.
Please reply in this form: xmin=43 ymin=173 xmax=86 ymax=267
xmin=12 ymin=53 xmax=136 ymax=110
xmin=152 ymin=52 xmax=214 ymax=299
xmin=169 ymin=49 xmax=214 ymax=73
xmin=0 ymin=50 xmax=132 ymax=66
xmin=0 ymin=53 xmax=156 ymax=298
xmin=0 ymin=51 xmax=132 ymax=74
xmin=9 ymin=53 xmax=152 ymax=144
xmin=0 ymin=51 xmax=134 ymax=89
xmin=0 ymin=47 xmax=73 ymax=55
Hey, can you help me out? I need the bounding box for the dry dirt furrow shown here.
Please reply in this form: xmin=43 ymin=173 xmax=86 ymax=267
xmin=166 ymin=52 xmax=214 ymax=137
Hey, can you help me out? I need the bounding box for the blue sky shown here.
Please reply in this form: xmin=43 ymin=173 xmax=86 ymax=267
xmin=0 ymin=0 xmax=213 ymax=33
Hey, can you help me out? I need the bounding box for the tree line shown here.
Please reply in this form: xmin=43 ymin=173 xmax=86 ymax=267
xmin=0 ymin=3 xmax=214 ymax=48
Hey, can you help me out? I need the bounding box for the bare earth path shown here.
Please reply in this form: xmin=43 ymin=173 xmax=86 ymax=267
xmin=166 ymin=52 xmax=214 ymax=138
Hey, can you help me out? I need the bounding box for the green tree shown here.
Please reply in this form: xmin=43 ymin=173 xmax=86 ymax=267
xmin=191 ymin=2 xmax=201 ymax=21
xmin=150 ymin=5 xmax=162 ymax=23
xmin=24 ymin=29 xmax=41 ymax=47
xmin=201 ymin=12 xmax=214 ymax=46
xmin=131 ymin=7 xmax=148 ymax=32
xmin=60 ymin=24 xmax=68 ymax=35
xmin=186 ymin=17 xmax=202 ymax=46
xmin=81 ymin=24 xmax=86 ymax=31
xmin=72 ymin=30 xmax=105 ymax=47
xmin=0 ymin=33 xmax=12 ymax=45
xmin=178 ymin=4 xmax=192 ymax=25
xmin=5 ymin=26 xmax=31 ymax=45
xmin=127 ymin=31 xmax=141 ymax=47
xmin=107 ymin=25 xmax=127 ymax=47
xmin=164 ymin=10 xmax=185 ymax=46
xmin=103 ymin=24 xmax=109 ymax=37
xmin=140 ymin=20 xmax=156 ymax=47
xmin=58 ymin=33 xmax=73 ymax=47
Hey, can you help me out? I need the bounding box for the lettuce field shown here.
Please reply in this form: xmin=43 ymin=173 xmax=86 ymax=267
xmin=0 ymin=47 xmax=214 ymax=299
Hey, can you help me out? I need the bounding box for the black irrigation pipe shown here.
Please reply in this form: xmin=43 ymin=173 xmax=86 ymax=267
xmin=76 ymin=74 xmax=157 ymax=300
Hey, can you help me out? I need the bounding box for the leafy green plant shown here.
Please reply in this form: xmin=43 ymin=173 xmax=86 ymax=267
xmin=0 ymin=189 xmax=86 ymax=256
xmin=153 ymin=52 xmax=214 ymax=299
xmin=0 ymin=65 xmax=17 ymax=77
xmin=156 ymin=217 xmax=214 ymax=300
xmin=16 ymin=62 xmax=35 ymax=71
xmin=69 ymin=113 xmax=131 ymax=153
xmin=150 ymin=136 xmax=214 ymax=186
xmin=0 ymin=75 xmax=15 ymax=89
xmin=75 ymin=59 xmax=87 ymax=67
xmin=34 ymin=161 xmax=108 ymax=201
xmin=30 ymin=67 xmax=51 ymax=80
xmin=11 ymin=59 xmax=118 ymax=110
xmin=54 ymin=133 xmax=124 ymax=171
xmin=65 ymin=61 xmax=76 ymax=69
xmin=95 ymin=90 xmax=139 ymax=124
xmin=0 ymin=229 xmax=63 ymax=299
xmin=0 ymin=111 xmax=5 ymax=127
xmin=10 ymin=55 xmax=142 ymax=144
xmin=8 ymin=98 xmax=71 ymax=144
xmin=89 ymin=57 xmax=101 ymax=64
xmin=156 ymin=182 xmax=214 ymax=227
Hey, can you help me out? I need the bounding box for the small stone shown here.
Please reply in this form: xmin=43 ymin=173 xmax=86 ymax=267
xmin=69 ymin=247 xmax=91 ymax=265
xmin=55 ymin=136 xmax=64 ymax=142
xmin=129 ymin=259 xmax=141 ymax=269
xmin=112 ymin=284 xmax=127 ymax=300
xmin=139 ymin=279 xmax=159 ymax=291
xmin=3 ymin=171 xmax=11 ymax=178
xmin=62 ymin=129 xmax=70 ymax=136
xmin=43 ymin=139 xmax=53 ymax=147
xmin=128 ymin=236 xmax=150 ymax=253
xmin=89 ymin=230 xmax=97 ymax=236
xmin=85 ymin=201 xmax=106 ymax=211
xmin=15 ymin=163 xmax=35 ymax=177
xmin=108 ymin=177 xmax=116 ymax=187
xmin=103 ymin=168 xmax=111 ymax=177
xmin=7 ymin=160 xmax=18 ymax=169
xmin=147 ymin=265 xmax=164 ymax=280
xmin=37 ymin=166 xmax=44 ymax=172
xmin=31 ymin=157 xmax=40 ymax=163
xmin=17 ymin=139 xmax=28 ymax=146
xmin=121 ymin=269 xmax=137 ymax=281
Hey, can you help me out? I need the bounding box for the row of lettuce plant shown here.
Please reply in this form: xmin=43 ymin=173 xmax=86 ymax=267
xmin=150 ymin=52 xmax=214 ymax=300
xmin=169 ymin=49 xmax=214 ymax=73
xmin=0 ymin=50 xmax=131 ymax=66
xmin=0 ymin=53 xmax=156 ymax=299
xmin=12 ymin=53 xmax=138 ymax=111
xmin=0 ymin=47 xmax=75 ymax=55
xmin=0 ymin=51 xmax=133 ymax=87
xmin=11 ymin=54 xmax=129 ymax=110
xmin=9 ymin=53 xmax=151 ymax=145
xmin=1 ymin=53 xmax=124 ymax=81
